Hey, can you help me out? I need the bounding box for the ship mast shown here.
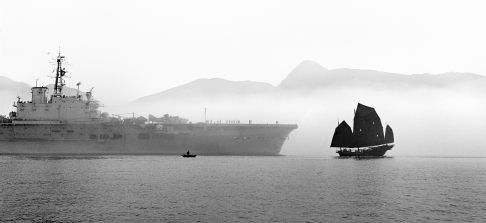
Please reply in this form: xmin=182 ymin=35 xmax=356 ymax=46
xmin=53 ymin=51 xmax=67 ymax=96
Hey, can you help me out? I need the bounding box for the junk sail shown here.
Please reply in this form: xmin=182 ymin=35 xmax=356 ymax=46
xmin=330 ymin=121 xmax=354 ymax=148
xmin=384 ymin=125 xmax=394 ymax=144
xmin=353 ymin=103 xmax=385 ymax=147
xmin=331 ymin=103 xmax=394 ymax=148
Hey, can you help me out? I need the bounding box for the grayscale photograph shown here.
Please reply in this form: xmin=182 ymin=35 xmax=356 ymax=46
xmin=1 ymin=0 xmax=485 ymax=222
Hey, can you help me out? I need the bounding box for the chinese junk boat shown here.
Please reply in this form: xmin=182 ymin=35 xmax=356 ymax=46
xmin=331 ymin=103 xmax=394 ymax=157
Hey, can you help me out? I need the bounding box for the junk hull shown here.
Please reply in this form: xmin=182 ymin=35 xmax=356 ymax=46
xmin=336 ymin=144 xmax=394 ymax=157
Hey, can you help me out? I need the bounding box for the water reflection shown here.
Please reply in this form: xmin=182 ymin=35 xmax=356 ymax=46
xmin=328 ymin=155 xmax=395 ymax=220
xmin=333 ymin=156 xmax=394 ymax=160
xmin=16 ymin=155 xmax=111 ymax=161
xmin=1 ymin=155 xmax=485 ymax=222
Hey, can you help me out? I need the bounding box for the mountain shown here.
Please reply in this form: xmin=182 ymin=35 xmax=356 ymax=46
xmin=0 ymin=76 xmax=31 ymax=116
xmin=129 ymin=60 xmax=486 ymax=108
xmin=0 ymin=76 xmax=31 ymax=92
xmin=277 ymin=61 xmax=486 ymax=90
xmin=278 ymin=60 xmax=328 ymax=89
xmin=131 ymin=78 xmax=275 ymax=104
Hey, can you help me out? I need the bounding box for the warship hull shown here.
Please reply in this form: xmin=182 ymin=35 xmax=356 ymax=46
xmin=1 ymin=53 xmax=298 ymax=155
xmin=0 ymin=123 xmax=297 ymax=155
xmin=336 ymin=144 xmax=393 ymax=157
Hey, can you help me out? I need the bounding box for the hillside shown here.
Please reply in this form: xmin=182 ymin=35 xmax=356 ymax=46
xmin=131 ymin=78 xmax=275 ymax=104
xmin=278 ymin=61 xmax=486 ymax=90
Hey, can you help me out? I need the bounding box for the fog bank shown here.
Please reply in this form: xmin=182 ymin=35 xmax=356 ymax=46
xmin=105 ymin=81 xmax=486 ymax=157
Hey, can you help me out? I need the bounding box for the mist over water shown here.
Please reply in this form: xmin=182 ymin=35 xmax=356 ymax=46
xmin=105 ymin=80 xmax=486 ymax=157
xmin=282 ymin=85 xmax=486 ymax=157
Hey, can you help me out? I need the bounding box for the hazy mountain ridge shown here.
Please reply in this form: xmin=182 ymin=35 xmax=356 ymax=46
xmin=127 ymin=60 xmax=486 ymax=106
xmin=0 ymin=76 xmax=34 ymax=116
xmin=278 ymin=61 xmax=486 ymax=91
xmin=3 ymin=61 xmax=484 ymax=107
xmin=277 ymin=60 xmax=329 ymax=89
xmin=0 ymin=76 xmax=30 ymax=92
xmin=132 ymin=78 xmax=275 ymax=104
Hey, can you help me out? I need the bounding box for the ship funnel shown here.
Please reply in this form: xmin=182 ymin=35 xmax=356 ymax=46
xmin=31 ymin=87 xmax=48 ymax=104
xmin=76 ymin=82 xmax=81 ymax=98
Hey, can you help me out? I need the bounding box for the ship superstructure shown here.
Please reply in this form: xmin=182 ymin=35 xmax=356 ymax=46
xmin=0 ymin=54 xmax=297 ymax=155
xmin=11 ymin=53 xmax=105 ymax=124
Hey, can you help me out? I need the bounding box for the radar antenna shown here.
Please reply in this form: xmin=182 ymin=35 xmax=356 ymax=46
xmin=53 ymin=52 xmax=67 ymax=96
xmin=86 ymin=87 xmax=94 ymax=101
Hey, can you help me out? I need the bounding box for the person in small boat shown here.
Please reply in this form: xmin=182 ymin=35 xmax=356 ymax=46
xmin=187 ymin=150 xmax=190 ymax=156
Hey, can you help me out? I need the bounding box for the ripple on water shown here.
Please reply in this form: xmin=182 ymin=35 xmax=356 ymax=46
xmin=0 ymin=155 xmax=485 ymax=222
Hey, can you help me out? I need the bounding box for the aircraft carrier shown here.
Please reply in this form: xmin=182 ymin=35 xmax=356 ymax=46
xmin=0 ymin=53 xmax=297 ymax=155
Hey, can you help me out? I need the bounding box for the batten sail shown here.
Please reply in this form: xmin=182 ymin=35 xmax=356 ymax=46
xmin=352 ymin=103 xmax=385 ymax=147
xmin=330 ymin=121 xmax=354 ymax=147
xmin=384 ymin=125 xmax=394 ymax=144
xmin=333 ymin=103 xmax=395 ymax=156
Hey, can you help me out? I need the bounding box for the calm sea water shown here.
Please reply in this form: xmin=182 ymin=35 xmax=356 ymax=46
xmin=1 ymin=155 xmax=485 ymax=222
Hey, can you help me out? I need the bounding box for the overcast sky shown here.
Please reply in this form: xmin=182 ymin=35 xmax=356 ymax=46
xmin=1 ymin=0 xmax=485 ymax=105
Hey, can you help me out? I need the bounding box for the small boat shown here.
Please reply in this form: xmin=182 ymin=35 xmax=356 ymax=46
xmin=182 ymin=154 xmax=197 ymax=158
xmin=182 ymin=151 xmax=197 ymax=158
